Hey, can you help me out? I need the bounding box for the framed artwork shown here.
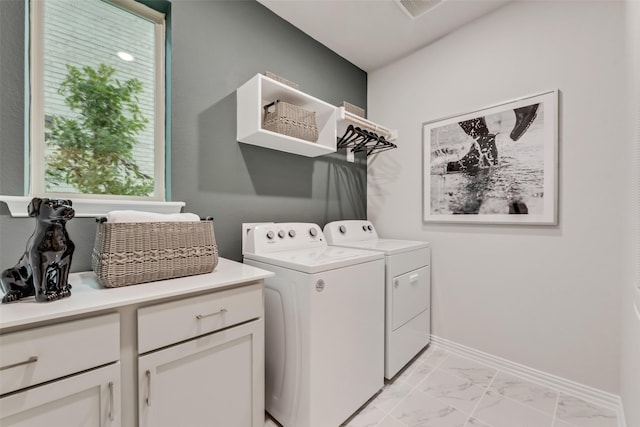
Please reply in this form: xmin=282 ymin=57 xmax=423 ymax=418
xmin=422 ymin=90 xmax=558 ymax=225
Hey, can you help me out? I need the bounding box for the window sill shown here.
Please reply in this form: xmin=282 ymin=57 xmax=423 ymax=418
xmin=0 ymin=195 xmax=185 ymax=218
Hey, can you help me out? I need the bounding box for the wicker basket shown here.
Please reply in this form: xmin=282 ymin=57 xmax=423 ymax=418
xmin=340 ymin=101 xmax=366 ymax=118
xmin=92 ymin=220 xmax=218 ymax=288
xmin=262 ymin=100 xmax=319 ymax=142
xmin=264 ymin=71 xmax=299 ymax=90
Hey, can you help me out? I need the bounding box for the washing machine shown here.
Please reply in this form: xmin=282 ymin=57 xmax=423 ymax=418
xmin=242 ymin=222 xmax=385 ymax=427
xmin=324 ymin=220 xmax=431 ymax=380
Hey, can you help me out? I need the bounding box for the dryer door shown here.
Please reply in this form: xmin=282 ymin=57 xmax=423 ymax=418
xmin=392 ymin=266 xmax=430 ymax=330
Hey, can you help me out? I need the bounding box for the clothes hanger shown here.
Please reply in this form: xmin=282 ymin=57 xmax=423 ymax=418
xmin=352 ymin=129 xmax=379 ymax=153
xmin=337 ymin=124 xmax=398 ymax=156
xmin=338 ymin=124 xmax=358 ymax=148
xmin=341 ymin=127 xmax=368 ymax=149
xmin=367 ymin=137 xmax=397 ymax=155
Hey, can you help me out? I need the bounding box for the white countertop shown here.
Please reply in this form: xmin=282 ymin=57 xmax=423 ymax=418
xmin=0 ymin=258 xmax=274 ymax=331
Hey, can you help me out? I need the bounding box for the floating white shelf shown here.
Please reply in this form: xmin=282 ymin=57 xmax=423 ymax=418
xmin=237 ymin=74 xmax=338 ymax=157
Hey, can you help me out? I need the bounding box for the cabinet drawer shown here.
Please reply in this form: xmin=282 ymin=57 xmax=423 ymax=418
xmin=0 ymin=313 xmax=120 ymax=395
xmin=138 ymin=283 xmax=263 ymax=353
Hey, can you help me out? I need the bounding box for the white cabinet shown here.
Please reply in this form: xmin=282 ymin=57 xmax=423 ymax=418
xmin=137 ymin=282 xmax=265 ymax=427
xmin=138 ymin=320 xmax=264 ymax=427
xmin=0 ymin=314 xmax=121 ymax=427
xmin=237 ymin=73 xmax=338 ymax=157
xmin=0 ymin=259 xmax=272 ymax=427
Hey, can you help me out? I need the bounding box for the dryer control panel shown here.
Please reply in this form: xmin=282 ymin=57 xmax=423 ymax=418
xmin=323 ymin=220 xmax=379 ymax=244
xmin=244 ymin=222 xmax=326 ymax=254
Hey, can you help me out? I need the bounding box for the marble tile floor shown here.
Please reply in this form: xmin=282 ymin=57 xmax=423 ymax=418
xmin=265 ymin=346 xmax=619 ymax=427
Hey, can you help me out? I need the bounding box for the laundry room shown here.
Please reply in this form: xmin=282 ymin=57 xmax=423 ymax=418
xmin=0 ymin=1 xmax=638 ymax=427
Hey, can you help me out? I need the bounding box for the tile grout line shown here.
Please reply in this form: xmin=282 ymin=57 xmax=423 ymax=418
xmin=372 ymin=350 xmax=452 ymax=426
xmin=551 ymin=392 xmax=560 ymax=427
xmin=463 ymin=366 xmax=499 ymax=427
xmin=397 ymin=349 xmax=495 ymax=426
xmin=447 ymin=351 xmax=571 ymax=423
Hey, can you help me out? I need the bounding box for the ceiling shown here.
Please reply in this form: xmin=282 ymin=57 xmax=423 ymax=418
xmin=258 ymin=0 xmax=513 ymax=72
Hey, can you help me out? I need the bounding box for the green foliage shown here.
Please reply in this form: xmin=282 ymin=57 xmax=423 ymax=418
xmin=46 ymin=63 xmax=154 ymax=196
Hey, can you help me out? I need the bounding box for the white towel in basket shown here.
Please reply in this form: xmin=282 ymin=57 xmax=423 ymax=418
xmin=106 ymin=210 xmax=201 ymax=223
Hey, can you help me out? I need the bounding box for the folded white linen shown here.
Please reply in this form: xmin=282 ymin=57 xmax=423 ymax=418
xmin=106 ymin=210 xmax=201 ymax=223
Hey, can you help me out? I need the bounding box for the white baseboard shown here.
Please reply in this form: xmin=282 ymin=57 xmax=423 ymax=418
xmin=429 ymin=335 xmax=627 ymax=427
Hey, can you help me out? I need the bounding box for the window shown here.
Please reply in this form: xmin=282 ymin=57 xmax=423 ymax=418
xmin=30 ymin=0 xmax=166 ymax=201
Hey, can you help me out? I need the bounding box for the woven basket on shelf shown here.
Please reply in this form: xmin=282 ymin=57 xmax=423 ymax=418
xmin=264 ymin=71 xmax=299 ymax=90
xmin=340 ymin=101 xmax=366 ymax=118
xmin=92 ymin=220 xmax=218 ymax=288
xmin=262 ymin=100 xmax=319 ymax=143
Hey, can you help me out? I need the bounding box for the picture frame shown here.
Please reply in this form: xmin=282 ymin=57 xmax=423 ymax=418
xmin=422 ymin=90 xmax=558 ymax=225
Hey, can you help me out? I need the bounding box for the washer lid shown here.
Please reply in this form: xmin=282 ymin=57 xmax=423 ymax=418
xmin=243 ymin=245 xmax=383 ymax=274
xmin=329 ymin=239 xmax=430 ymax=256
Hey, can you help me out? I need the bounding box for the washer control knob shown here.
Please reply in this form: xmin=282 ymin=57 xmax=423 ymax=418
xmin=339 ymin=225 xmax=346 ymax=234
xmin=278 ymin=230 xmax=286 ymax=239
xmin=362 ymin=225 xmax=368 ymax=231
xmin=309 ymin=228 xmax=318 ymax=237
xmin=288 ymin=230 xmax=296 ymax=238
xmin=266 ymin=231 xmax=275 ymax=240
xmin=367 ymin=225 xmax=373 ymax=231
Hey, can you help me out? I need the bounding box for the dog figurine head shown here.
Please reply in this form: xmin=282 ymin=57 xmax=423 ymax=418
xmin=28 ymin=197 xmax=75 ymax=222
xmin=1 ymin=197 xmax=76 ymax=303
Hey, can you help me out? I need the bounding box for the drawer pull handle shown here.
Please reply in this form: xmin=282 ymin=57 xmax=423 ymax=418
xmin=146 ymin=370 xmax=152 ymax=406
xmin=0 ymin=356 xmax=38 ymax=371
xmin=409 ymin=274 xmax=419 ymax=284
xmin=108 ymin=381 xmax=115 ymax=421
xmin=196 ymin=308 xmax=227 ymax=320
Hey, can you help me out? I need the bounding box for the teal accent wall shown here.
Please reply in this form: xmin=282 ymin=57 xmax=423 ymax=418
xmin=0 ymin=0 xmax=367 ymax=271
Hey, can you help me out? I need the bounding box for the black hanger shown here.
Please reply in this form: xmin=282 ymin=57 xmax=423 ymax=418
xmin=367 ymin=137 xmax=397 ymax=155
xmin=352 ymin=129 xmax=379 ymax=153
xmin=337 ymin=124 xmax=357 ymax=148
xmin=337 ymin=124 xmax=397 ymax=155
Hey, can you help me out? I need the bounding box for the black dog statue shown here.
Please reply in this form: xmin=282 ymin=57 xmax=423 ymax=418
xmin=1 ymin=198 xmax=75 ymax=303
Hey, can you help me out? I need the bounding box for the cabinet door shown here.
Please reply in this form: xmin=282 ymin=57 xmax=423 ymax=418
xmin=0 ymin=363 xmax=121 ymax=427
xmin=139 ymin=319 xmax=264 ymax=427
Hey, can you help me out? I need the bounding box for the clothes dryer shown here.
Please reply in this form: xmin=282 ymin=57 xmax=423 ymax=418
xmin=243 ymin=223 xmax=385 ymax=427
xmin=324 ymin=220 xmax=431 ymax=379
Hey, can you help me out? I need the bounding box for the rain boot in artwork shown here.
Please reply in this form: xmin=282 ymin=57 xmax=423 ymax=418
xmin=510 ymin=104 xmax=539 ymax=141
xmin=446 ymin=134 xmax=498 ymax=174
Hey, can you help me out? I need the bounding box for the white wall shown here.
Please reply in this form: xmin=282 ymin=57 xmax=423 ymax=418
xmin=368 ymin=0 xmax=631 ymax=394
xmin=620 ymin=1 xmax=640 ymax=425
